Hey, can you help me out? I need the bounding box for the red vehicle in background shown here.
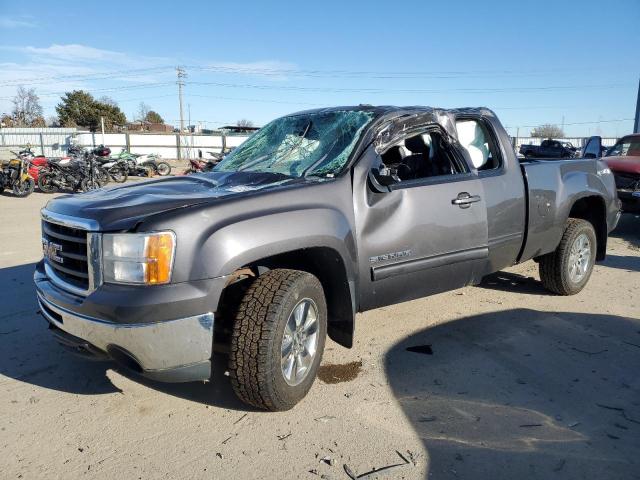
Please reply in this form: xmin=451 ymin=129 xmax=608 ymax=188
xmin=16 ymin=146 xmax=49 ymax=182
xmin=29 ymin=156 xmax=49 ymax=181
xmin=603 ymin=134 xmax=640 ymax=212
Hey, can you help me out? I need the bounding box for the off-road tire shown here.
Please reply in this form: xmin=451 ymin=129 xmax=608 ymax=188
xmin=108 ymin=166 xmax=128 ymax=183
xmin=229 ymin=269 xmax=327 ymax=411
xmin=155 ymin=161 xmax=171 ymax=176
xmin=539 ymin=218 xmax=597 ymax=295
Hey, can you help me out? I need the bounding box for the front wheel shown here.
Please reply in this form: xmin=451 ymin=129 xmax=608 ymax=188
xmin=13 ymin=178 xmax=35 ymax=197
xmin=539 ymin=218 xmax=597 ymax=295
xmin=155 ymin=161 xmax=171 ymax=176
xmin=229 ymin=269 xmax=327 ymax=411
xmin=96 ymin=167 xmax=110 ymax=185
xmin=80 ymin=177 xmax=103 ymax=192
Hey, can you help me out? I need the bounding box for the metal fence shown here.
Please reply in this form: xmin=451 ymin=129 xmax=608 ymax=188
xmin=0 ymin=128 xmax=251 ymax=160
xmin=511 ymin=137 xmax=618 ymax=150
xmin=0 ymin=128 xmax=623 ymax=161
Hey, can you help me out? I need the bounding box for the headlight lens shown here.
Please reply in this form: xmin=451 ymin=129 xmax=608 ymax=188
xmin=103 ymin=232 xmax=176 ymax=285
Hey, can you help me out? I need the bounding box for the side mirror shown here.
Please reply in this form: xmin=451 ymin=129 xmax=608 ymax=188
xmin=369 ymin=166 xmax=400 ymax=193
xmin=582 ymin=135 xmax=602 ymax=159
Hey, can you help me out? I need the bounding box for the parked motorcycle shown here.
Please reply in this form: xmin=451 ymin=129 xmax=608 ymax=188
xmin=0 ymin=152 xmax=35 ymax=197
xmin=96 ymin=156 xmax=128 ymax=183
xmin=14 ymin=145 xmax=49 ymax=182
xmin=107 ymin=149 xmax=171 ymax=177
xmin=38 ymin=147 xmax=107 ymax=193
xmin=182 ymin=151 xmax=224 ymax=175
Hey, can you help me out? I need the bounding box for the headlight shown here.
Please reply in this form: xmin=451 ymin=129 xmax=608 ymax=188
xmin=102 ymin=231 xmax=176 ymax=285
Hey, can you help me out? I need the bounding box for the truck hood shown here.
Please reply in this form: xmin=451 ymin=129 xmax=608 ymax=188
xmin=44 ymin=172 xmax=312 ymax=231
xmin=604 ymin=156 xmax=640 ymax=175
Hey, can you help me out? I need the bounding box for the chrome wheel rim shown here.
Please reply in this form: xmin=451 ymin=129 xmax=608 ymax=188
xmin=281 ymin=298 xmax=319 ymax=386
xmin=568 ymin=233 xmax=591 ymax=283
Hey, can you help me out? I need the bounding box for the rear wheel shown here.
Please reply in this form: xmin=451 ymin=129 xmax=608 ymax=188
xmin=539 ymin=218 xmax=597 ymax=295
xmin=38 ymin=172 xmax=58 ymax=193
xmin=108 ymin=166 xmax=128 ymax=183
xmin=229 ymin=269 xmax=327 ymax=411
xmin=155 ymin=161 xmax=171 ymax=176
xmin=13 ymin=178 xmax=35 ymax=197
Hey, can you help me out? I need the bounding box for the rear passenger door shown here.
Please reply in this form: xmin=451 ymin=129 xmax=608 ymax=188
xmin=454 ymin=115 xmax=527 ymax=273
xmin=353 ymin=124 xmax=488 ymax=311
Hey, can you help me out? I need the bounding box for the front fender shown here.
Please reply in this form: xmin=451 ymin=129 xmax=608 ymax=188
xmin=198 ymin=208 xmax=357 ymax=281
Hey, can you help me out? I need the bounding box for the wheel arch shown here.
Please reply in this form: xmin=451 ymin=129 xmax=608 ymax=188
xmin=222 ymin=246 xmax=356 ymax=349
xmin=567 ymin=194 xmax=607 ymax=260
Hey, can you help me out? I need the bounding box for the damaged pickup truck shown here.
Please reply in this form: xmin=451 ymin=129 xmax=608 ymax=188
xmin=35 ymin=106 xmax=621 ymax=410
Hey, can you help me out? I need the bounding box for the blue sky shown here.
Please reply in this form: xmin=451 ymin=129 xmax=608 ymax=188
xmin=0 ymin=0 xmax=638 ymax=136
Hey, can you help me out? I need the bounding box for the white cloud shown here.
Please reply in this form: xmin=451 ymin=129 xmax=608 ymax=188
xmin=0 ymin=43 xmax=297 ymax=116
xmin=0 ymin=15 xmax=37 ymax=29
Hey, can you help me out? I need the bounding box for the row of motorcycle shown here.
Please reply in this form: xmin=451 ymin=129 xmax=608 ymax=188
xmin=0 ymin=145 xmax=172 ymax=198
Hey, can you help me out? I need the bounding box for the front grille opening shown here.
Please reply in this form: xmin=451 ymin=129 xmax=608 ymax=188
xmin=40 ymin=302 xmax=63 ymax=324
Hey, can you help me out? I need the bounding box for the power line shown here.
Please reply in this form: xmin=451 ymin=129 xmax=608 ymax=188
xmin=185 ymin=80 xmax=633 ymax=95
xmin=0 ymin=66 xmax=174 ymax=87
xmin=1 ymin=63 xmax=629 ymax=88
xmin=505 ymin=118 xmax=634 ymax=129
xmin=186 ymin=64 xmax=611 ymax=80
xmin=0 ymin=82 xmax=174 ymax=100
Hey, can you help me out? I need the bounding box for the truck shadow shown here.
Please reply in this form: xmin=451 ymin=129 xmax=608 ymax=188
xmin=478 ymin=271 xmax=547 ymax=295
xmin=601 ymin=254 xmax=640 ymax=273
xmin=0 ymin=262 xmax=252 ymax=411
xmin=611 ymin=212 xmax=640 ymax=248
xmin=384 ymin=308 xmax=640 ymax=479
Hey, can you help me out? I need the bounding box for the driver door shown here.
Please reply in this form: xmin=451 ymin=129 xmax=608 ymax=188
xmin=353 ymin=126 xmax=489 ymax=311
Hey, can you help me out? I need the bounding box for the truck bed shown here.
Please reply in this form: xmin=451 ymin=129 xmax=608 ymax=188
xmin=518 ymin=157 xmax=602 ymax=262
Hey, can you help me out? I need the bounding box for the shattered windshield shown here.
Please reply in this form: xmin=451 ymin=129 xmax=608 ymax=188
xmin=214 ymin=110 xmax=375 ymax=177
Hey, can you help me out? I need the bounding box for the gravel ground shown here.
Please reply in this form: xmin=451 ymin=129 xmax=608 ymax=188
xmin=1 ymin=187 xmax=639 ymax=480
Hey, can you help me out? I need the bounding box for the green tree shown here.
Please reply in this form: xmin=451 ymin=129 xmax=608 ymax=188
xmin=530 ymin=124 xmax=565 ymax=138
xmin=145 ymin=110 xmax=164 ymax=124
xmin=56 ymin=90 xmax=126 ymax=131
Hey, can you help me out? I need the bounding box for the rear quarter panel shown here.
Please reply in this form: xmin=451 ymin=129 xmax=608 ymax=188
xmin=519 ymin=158 xmax=617 ymax=262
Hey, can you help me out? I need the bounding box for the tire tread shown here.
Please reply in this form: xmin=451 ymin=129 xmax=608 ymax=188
xmin=229 ymin=269 xmax=319 ymax=410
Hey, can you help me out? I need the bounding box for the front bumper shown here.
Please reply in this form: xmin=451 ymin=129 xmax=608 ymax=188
xmin=37 ymin=291 xmax=214 ymax=382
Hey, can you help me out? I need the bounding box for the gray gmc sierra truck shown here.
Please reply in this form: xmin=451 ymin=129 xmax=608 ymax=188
xmin=35 ymin=106 xmax=620 ymax=410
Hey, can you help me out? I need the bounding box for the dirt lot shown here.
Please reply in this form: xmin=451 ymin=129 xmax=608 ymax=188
xmin=1 ymin=188 xmax=639 ymax=480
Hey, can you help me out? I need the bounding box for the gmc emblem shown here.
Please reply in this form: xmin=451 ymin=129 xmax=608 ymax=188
xmin=42 ymin=239 xmax=63 ymax=263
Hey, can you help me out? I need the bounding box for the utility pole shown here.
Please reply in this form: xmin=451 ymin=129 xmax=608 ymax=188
xmin=634 ymin=77 xmax=640 ymax=133
xmin=188 ymin=103 xmax=192 ymax=159
xmin=176 ymin=66 xmax=187 ymax=160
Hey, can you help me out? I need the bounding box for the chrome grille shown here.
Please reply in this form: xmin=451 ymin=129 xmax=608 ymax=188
xmin=42 ymin=220 xmax=89 ymax=291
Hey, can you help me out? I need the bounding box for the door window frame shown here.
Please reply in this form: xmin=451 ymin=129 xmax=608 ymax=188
xmin=453 ymin=114 xmax=507 ymax=179
xmin=371 ymin=124 xmax=479 ymax=192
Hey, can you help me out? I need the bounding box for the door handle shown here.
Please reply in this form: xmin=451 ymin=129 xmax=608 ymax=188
xmin=452 ymin=192 xmax=481 ymax=208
